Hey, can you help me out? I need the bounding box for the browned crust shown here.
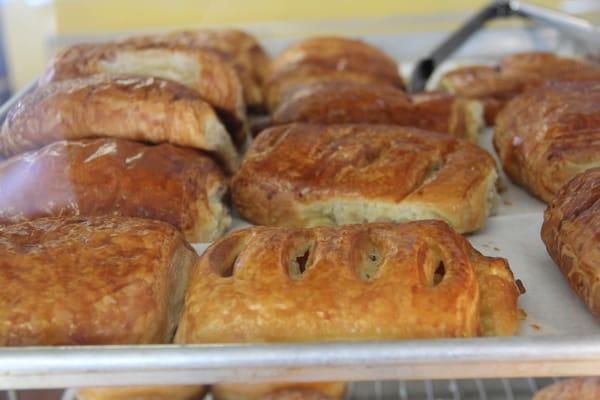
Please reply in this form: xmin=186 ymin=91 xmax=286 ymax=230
xmin=40 ymin=42 xmax=247 ymax=146
xmin=76 ymin=386 xmax=207 ymax=400
xmin=175 ymin=221 xmax=520 ymax=344
xmin=212 ymin=383 xmax=346 ymax=400
xmin=0 ymin=216 xmax=197 ymax=346
xmin=265 ymin=36 xmax=403 ymax=110
xmin=269 ymin=81 xmax=482 ymax=141
xmin=541 ymin=168 xmax=600 ymax=318
xmin=533 ymin=378 xmax=600 ymax=400
xmin=0 ymin=75 xmax=239 ymax=172
xmin=439 ymin=52 xmax=600 ymax=125
xmin=0 ymin=138 xmax=229 ymax=242
xmin=232 ymin=123 xmax=497 ymax=233
xmin=494 ymin=81 xmax=600 ymax=203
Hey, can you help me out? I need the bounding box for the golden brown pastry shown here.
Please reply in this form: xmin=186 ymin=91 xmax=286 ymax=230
xmin=175 ymin=221 xmax=520 ymax=344
xmin=232 ymin=123 xmax=498 ymax=233
xmin=0 ymin=138 xmax=230 ymax=242
xmin=269 ymin=80 xmax=483 ymax=142
xmin=76 ymin=386 xmax=207 ymax=400
xmin=439 ymin=52 xmax=600 ymax=124
xmin=533 ymin=378 xmax=600 ymax=400
xmin=0 ymin=216 xmax=196 ymax=346
xmin=265 ymin=36 xmax=403 ymax=110
xmin=212 ymin=383 xmax=346 ymax=400
xmin=40 ymin=43 xmax=247 ymax=146
xmin=0 ymin=75 xmax=239 ymax=172
xmin=541 ymin=168 xmax=600 ymax=318
xmin=119 ymin=29 xmax=269 ymax=110
xmin=494 ymin=81 xmax=600 ymax=203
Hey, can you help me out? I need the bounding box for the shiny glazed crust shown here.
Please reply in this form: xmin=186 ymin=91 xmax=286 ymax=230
xmin=265 ymin=36 xmax=403 ymax=110
xmin=0 ymin=75 xmax=239 ymax=172
xmin=0 ymin=138 xmax=231 ymax=242
xmin=76 ymin=386 xmax=207 ymax=400
xmin=439 ymin=52 xmax=600 ymax=124
xmin=533 ymin=378 xmax=600 ymax=400
xmin=119 ymin=29 xmax=270 ymax=109
xmin=232 ymin=124 xmax=498 ymax=233
xmin=541 ymin=168 xmax=600 ymax=318
xmin=40 ymin=43 xmax=247 ymax=146
xmin=175 ymin=221 xmax=520 ymax=344
xmin=212 ymin=382 xmax=346 ymax=400
xmin=270 ymin=81 xmax=483 ymax=142
xmin=0 ymin=216 xmax=197 ymax=346
xmin=494 ymin=81 xmax=600 ymax=203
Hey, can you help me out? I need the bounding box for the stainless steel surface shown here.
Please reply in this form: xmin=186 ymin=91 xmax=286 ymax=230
xmin=0 ymin=337 xmax=597 ymax=389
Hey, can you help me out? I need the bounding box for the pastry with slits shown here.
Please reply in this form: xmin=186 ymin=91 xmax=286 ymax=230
xmin=175 ymin=221 xmax=521 ymax=398
xmin=232 ymin=123 xmax=498 ymax=233
xmin=494 ymin=81 xmax=600 ymax=203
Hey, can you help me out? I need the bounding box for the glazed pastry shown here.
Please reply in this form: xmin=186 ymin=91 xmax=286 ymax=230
xmin=494 ymin=81 xmax=600 ymax=202
xmin=0 ymin=216 xmax=196 ymax=346
xmin=541 ymin=168 xmax=600 ymax=318
xmin=40 ymin=43 xmax=247 ymax=146
xmin=119 ymin=29 xmax=269 ymax=110
xmin=533 ymin=378 xmax=600 ymax=399
xmin=439 ymin=52 xmax=600 ymax=124
xmin=269 ymin=80 xmax=483 ymax=142
xmin=0 ymin=138 xmax=230 ymax=242
xmin=0 ymin=75 xmax=239 ymax=172
xmin=76 ymin=386 xmax=207 ymax=400
xmin=232 ymin=123 xmax=498 ymax=233
xmin=265 ymin=36 xmax=402 ymax=110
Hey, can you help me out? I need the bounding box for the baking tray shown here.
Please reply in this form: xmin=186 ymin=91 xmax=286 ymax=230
xmin=0 ymin=21 xmax=599 ymax=390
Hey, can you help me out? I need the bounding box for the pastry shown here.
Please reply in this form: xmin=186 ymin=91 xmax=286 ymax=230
xmin=0 ymin=138 xmax=230 ymax=242
xmin=269 ymin=80 xmax=483 ymax=142
xmin=265 ymin=36 xmax=402 ymax=110
xmin=0 ymin=216 xmax=196 ymax=346
xmin=232 ymin=123 xmax=498 ymax=233
xmin=76 ymin=386 xmax=207 ymax=400
xmin=533 ymin=378 xmax=600 ymax=399
xmin=541 ymin=168 xmax=600 ymax=318
xmin=176 ymin=221 xmax=520 ymax=399
xmin=0 ymin=75 xmax=239 ymax=172
xmin=119 ymin=29 xmax=269 ymax=110
xmin=212 ymin=383 xmax=346 ymax=400
xmin=439 ymin=52 xmax=600 ymax=124
xmin=494 ymin=81 xmax=600 ymax=202
xmin=40 ymin=43 xmax=247 ymax=146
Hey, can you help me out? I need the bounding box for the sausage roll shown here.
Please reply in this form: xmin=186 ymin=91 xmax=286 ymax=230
xmin=439 ymin=52 xmax=600 ymax=124
xmin=494 ymin=81 xmax=600 ymax=202
xmin=40 ymin=43 xmax=247 ymax=146
xmin=541 ymin=168 xmax=600 ymax=318
xmin=119 ymin=29 xmax=269 ymax=110
xmin=76 ymin=386 xmax=207 ymax=400
xmin=533 ymin=378 xmax=600 ymax=400
xmin=232 ymin=124 xmax=498 ymax=233
xmin=265 ymin=36 xmax=402 ymax=110
xmin=0 ymin=75 xmax=239 ymax=172
xmin=269 ymin=80 xmax=483 ymax=142
xmin=0 ymin=216 xmax=197 ymax=346
xmin=175 ymin=221 xmax=520 ymax=399
xmin=0 ymin=139 xmax=230 ymax=242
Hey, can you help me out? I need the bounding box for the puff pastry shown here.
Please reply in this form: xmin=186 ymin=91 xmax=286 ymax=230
xmin=265 ymin=36 xmax=403 ymax=110
xmin=232 ymin=123 xmax=498 ymax=233
xmin=533 ymin=378 xmax=600 ymax=400
xmin=269 ymin=80 xmax=483 ymax=142
xmin=40 ymin=42 xmax=247 ymax=146
xmin=211 ymin=383 xmax=346 ymax=400
xmin=76 ymin=386 xmax=207 ymax=400
xmin=175 ymin=220 xmax=520 ymax=344
xmin=0 ymin=216 xmax=196 ymax=346
xmin=541 ymin=168 xmax=600 ymax=318
xmin=494 ymin=81 xmax=600 ymax=202
xmin=118 ymin=29 xmax=269 ymax=110
xmin=439 ymin=52 xmax=600 ymax=124
xmin=0 ymin=75 xmax=238 ymax=172
xmin=0 ymin=138 xmax=230 ymax=242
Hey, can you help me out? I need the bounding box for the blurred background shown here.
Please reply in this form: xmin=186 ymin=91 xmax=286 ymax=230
xmin=0 ymin=0 xmax=599 ymax=100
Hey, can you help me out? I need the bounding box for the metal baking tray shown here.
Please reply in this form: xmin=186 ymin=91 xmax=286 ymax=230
xmin=0 ymin=12 xmax=599 ymax=390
